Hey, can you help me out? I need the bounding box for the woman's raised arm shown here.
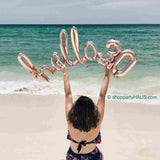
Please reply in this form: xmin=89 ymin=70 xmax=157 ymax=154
xmin=97 ymin=68 xmax=111 ymax=121
xmin=61 ymin=67 xmax=73 ymax=117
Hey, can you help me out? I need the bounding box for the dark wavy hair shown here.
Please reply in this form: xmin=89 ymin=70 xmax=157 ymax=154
xmin=67 ymin=96 xmax=100 ymax=132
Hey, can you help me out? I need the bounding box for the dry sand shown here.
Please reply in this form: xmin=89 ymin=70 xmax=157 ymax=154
xmin=0 ymin=94 xmax=160 ymax=160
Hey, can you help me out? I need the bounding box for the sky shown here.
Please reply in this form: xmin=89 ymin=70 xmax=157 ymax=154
xmin=0 ymin=0 xmax=160 ymax=24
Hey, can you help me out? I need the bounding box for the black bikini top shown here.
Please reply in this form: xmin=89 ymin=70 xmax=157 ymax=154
xmin=67 ymin=131 xmax=101 ymax=153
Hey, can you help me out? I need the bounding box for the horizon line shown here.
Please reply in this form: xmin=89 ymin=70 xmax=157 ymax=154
xmin=0 ymin=23 xmax=160 ymax=25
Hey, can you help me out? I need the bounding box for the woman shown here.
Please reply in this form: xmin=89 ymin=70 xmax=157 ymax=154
xmin=61 ymin=66 xmax=110 ymax=160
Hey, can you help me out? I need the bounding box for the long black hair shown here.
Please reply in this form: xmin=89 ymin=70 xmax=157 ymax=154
xmin=67 ymin=96 xmax=99 ymax=132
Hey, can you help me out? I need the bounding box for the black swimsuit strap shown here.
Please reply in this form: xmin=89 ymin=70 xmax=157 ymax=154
xmin=77 ymin=140 xmax=87 ymax=153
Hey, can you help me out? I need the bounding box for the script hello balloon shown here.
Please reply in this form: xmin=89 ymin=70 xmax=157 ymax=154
xmin=18 ymin=26 xmax=137 ymax=82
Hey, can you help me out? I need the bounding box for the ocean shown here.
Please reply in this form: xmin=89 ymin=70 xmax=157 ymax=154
xmin=0 ymin=24 xmax=160 ymax=104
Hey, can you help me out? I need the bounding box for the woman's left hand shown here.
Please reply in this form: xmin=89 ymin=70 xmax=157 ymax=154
xmin=105 ymin=67 xmax=111 ymax=77
xmin=61 ymin=66 xmax=68 ymax=75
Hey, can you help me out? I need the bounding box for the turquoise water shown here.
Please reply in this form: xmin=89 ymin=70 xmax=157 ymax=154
xmin=0 ymin=24 xmax=160 ymax=103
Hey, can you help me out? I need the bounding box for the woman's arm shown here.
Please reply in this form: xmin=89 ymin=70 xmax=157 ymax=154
xmin=97 ymin=68 xmax=111 ymax=121
xmin=61 ymin=67 xmax=73 ymax=117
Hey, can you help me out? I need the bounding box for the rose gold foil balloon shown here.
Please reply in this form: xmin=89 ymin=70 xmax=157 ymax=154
xmin=18 ymin=27 xmax=137 ymax=80
xmin=96 ymin=52 xmax=105 ymax=67
xmin=71 ymin=26 xmax=87 ymax=66
xmin=112 ymin=49 xmax=137 ymax=78
xmin=96 ymin=39 xmax=122 ymax=68
xmin=96 ymin=52 xmax=111 ymax=68
xmin=17 ymin=53 xmax=38 ymax=78
xmin=84 ymin=41 xmax=97 ymax=61
xmin=39 ymin=65 xmax=56 ymax=82
xmin=96 ymin=52 xmax=114 ymax=69
xmin=51 ymin=52 xmax=65 ymax=70
xmin=105 ymin=39 xmax=122 ymax=58
xmin=107 ymin=62 xmax=114 ymax=70
xmin=60 ymin=29 xmax=78 ymax=66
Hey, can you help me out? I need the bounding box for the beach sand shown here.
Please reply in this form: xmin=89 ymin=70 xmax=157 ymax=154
xmin=0 ymin=94 xmax=160 ymax=160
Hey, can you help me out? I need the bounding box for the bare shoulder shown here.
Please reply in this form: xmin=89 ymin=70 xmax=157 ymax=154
xmin=67 ymin=122 xmax=101 ymax=141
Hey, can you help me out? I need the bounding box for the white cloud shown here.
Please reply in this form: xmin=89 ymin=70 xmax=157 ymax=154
xmin=0 ymin=0 xmax=160 ymax=23
xmin=94 ymin=0 xmax=160 ymax=8
xmin=20 ymin=0 xmax=87 ymax=7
